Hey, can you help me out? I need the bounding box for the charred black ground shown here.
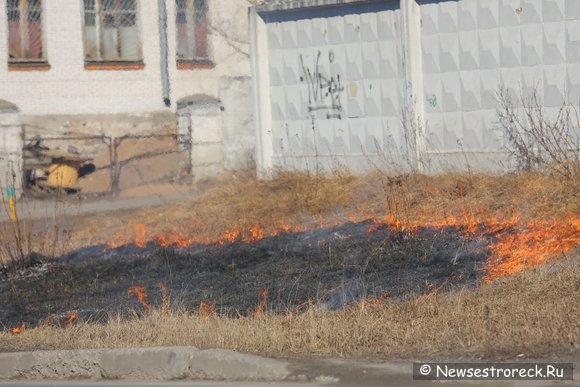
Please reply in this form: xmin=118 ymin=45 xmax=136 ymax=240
xmin=0 ymin=220 xmax=495 ymax=328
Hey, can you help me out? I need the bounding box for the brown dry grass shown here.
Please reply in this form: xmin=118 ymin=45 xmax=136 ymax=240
xmin=1 ymin=258 xmax=578 ymax=359
xmin=1 ymin=169 xmax=579 ymax=359
xmin=69 ymin=169 xmax=579 ymax=249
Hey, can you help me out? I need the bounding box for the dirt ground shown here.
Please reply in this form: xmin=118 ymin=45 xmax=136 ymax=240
xmin=0 ymin=220 xmax=492 ymax=329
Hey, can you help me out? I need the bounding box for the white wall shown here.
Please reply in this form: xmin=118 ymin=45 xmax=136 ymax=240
xmin=0 ymin=0 xmax=252 ymax=117
xmin=251 ymin=0 xmax=580 ymax=174
xmin=419 ymin=0 xmax=580 ymax=171
xmin=251 ymin=1 xmax=410 ymax=174
xmin=0 ymin=105 xmax=22 ymax=195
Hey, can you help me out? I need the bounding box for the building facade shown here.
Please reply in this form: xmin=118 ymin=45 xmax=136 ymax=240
xmin=0 ymin=0 xmax=255 ymax=193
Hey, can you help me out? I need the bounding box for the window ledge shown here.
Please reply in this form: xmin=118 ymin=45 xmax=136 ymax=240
xmin=177 ymin=59 xmax=215 ymax=70
xmin=8 ymin=62 xmax=51 ymax=71
xmin=85 ymin=61 xmax=145 ymax=71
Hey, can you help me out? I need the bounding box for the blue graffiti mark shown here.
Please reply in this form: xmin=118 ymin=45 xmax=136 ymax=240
xmin=426 ymin=94 xmax=438 ymax=108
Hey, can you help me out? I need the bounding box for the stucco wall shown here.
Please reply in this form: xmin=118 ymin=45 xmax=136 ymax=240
xmin=0 ymin=101 xmax=23 ymax=196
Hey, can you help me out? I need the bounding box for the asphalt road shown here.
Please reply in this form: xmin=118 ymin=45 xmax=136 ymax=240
xmin=1 ymin=357 xmax=577 ymax=387
xmin=0 ymin=190 xmax=192 ymax=222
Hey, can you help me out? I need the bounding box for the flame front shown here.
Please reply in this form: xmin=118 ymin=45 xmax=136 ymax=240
xmin=106 ymin=210 xmax=579 ymax=284
xmin=64 ymin=311 xmax=78 ymax=327
xmin=483 ymin=218 xmax=580 ymax=282
xmin=199 ymin=302 xmax=216 ymax=318
xmin=10 ymin=323 xmax=26 ymax=335
xmin=134 ymin=224 xmax=147 ymax=249
xmin=254 ymin=289 xmax=268 ymax=316
xmin=128 ymin=286 xmax=150 ymax=311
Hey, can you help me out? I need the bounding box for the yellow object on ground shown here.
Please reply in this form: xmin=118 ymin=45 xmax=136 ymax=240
xmin=8 ymin=198 xmax=16 ymax=220
xmin=7 ymin=186 xmax=16 ymax=221
xmin=46 ymin=163 xmax=79 ymax=189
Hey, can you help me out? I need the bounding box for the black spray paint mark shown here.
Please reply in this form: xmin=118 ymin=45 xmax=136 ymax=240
xmin=299 ymin=50 xmax=344 ymax=120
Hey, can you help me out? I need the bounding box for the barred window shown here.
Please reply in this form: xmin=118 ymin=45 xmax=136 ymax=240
xmin=82 ymin=0 xmax=142 ymax=62
xmin=6 ymin=0 xmax=45 ymax=62
xmin=176 ymin=0 xmax=209 ymax=62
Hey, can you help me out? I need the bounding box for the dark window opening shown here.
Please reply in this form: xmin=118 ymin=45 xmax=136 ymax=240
xmin=6 ymin=0 xmax=46 ymax=63
xmin=176 ymin=0 xmax=209 ymax=63
xmin=82 ymin=0 xmax=142 ymax=63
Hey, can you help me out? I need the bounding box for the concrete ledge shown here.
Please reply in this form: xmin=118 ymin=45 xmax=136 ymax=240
xmin=0 ymin=347 xmax=291 ymax=381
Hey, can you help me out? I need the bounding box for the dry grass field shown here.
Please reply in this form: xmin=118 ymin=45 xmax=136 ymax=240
xmin=0 ymin=168 xmax=578 ymax=360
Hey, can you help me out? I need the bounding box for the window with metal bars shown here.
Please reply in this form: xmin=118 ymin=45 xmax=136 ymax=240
xmin=176 ymin=0 xmax=210 ymax=66
xmin=6 ymin=0 xmax=45 ymax=64
xmin=82 ymin=0 xmax=142 ymax=64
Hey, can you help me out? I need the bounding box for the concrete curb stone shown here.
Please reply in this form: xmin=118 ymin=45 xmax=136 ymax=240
xmin=0 ymin=350 xmax=101 ymax=379
xmin=99 ymin=347 xmax=193 ymax=380
xmin=0 ymin=347 xmax=291 ymax=381
xmin=189 ymin=348 xmax=290 ymax=381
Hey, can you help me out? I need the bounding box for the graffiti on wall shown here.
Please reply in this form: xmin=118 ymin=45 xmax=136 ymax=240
xmin=299 ymin=50 xmax=344 ymax=120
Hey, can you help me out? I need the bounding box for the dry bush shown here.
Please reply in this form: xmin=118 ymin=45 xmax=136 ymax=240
xmin=0 ymin=172 xmax=76 ymax=275
xmin=496 ymin=86 xmax=580 ymax=180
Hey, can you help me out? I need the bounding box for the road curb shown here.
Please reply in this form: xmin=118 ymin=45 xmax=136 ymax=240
xmin=0 ymin=347 xmax=291 ymax=381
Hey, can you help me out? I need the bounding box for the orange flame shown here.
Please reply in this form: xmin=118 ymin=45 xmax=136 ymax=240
xmin=10 ymin=323 xmax=26 ymax=335
xmin=104 ymin=208 xmax=578 ymax=285
xmin=248 ymin=224 xmax=265 ymax=242
xmin=199 ymin=302 xmax=216 ymax=318
xmin=64 ymin=311 xmax=78 ymax=327
xmin=134 ymin=224 xmax=147 ymax=248
xmin=483 ymin=219 xmax=580 ymax=282
xmin=107 ymin=231 xmax=124 ymax=249
xmin=254 ymin=289 xmax=268 ymax=317
xmin=221 ymin=225 xmax=241 ymax=244
xmin=128 ymin=286 xmax=150 ymax=311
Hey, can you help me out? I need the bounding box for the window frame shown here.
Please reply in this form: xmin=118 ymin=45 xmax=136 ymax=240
xmin=175 ymin=0 xmax=213 ymax=70
xmin=81 ymin=0 xmax=145 ymax=70
xmin=6 ymin=0 xmax=50 ymax=71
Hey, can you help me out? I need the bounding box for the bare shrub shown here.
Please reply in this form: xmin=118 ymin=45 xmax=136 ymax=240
xmin=1 ymin=167 xmax=74 ymax=276
xmin=496 ymin=86 xmax=580 ymax=179
xmin=401 ymin=104 xmax=427 ymax=174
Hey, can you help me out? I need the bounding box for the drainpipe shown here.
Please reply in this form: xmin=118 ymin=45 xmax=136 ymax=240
xmin=158 ymin=0 xmax=171 ymax=107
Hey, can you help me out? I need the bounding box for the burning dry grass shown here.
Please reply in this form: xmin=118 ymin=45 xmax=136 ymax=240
xmin=65 ymin=169 xmax=579 ymax=282
xmin=75 ymin=169 xmax=578 ymax=248
xmin=1 ymin=258 xmax=578 ymax=358
xmin=1 ymin=169 xmax=579 ymax=358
